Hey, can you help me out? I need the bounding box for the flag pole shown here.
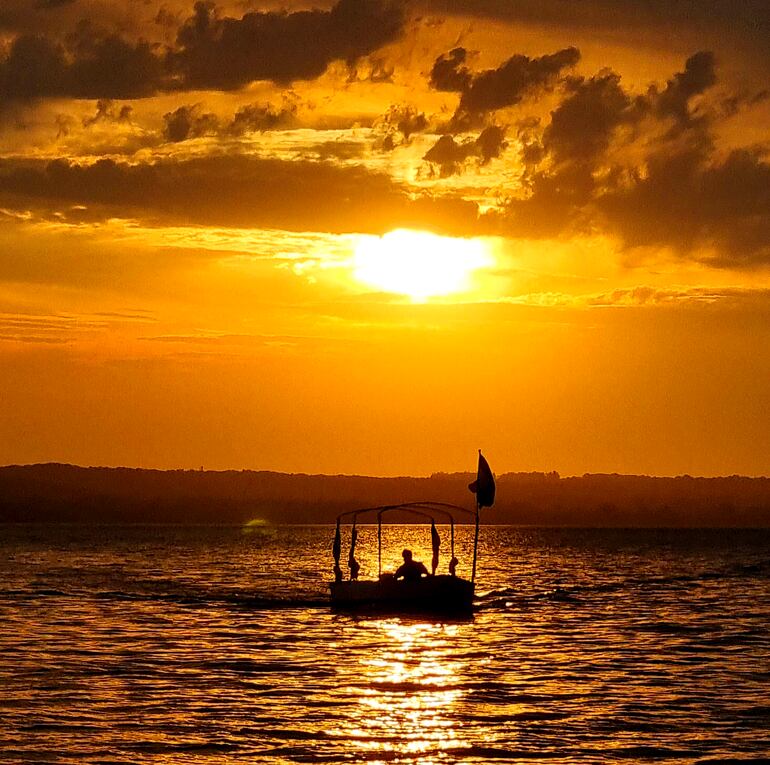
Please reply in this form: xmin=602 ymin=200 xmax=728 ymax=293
xmin=468 ymin=448 xmax=492 ymax=585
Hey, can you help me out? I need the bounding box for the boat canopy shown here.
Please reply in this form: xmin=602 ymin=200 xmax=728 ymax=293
xmin=332 ymin=501 xmax=479 ymax=582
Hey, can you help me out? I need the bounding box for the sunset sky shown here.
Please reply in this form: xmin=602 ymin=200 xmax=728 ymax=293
xmin=1 ymin=0 xmax=769 ymax=476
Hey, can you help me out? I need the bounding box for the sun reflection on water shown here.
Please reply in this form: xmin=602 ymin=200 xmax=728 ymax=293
xmin=328 ymin=620 xmax=471 ymax=762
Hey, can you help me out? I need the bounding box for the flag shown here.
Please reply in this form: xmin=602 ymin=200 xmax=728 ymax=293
xmin=468 ymin=450 xmax=495 ymax=507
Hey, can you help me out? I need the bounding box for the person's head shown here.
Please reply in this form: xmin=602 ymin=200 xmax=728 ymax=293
xmin=402 ymin=549 xmax=413 ymax=562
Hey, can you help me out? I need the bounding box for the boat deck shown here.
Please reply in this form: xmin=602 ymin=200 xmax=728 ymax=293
xmin=330 ymin=574 xmax=474 ymax=614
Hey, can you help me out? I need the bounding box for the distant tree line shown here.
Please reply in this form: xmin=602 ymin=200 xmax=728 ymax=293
xmin=0 ymin=464 xmax=768 ymax=527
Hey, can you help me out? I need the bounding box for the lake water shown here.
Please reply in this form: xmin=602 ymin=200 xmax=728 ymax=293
xmin=1 ymin=524 xmax=768 ymax=763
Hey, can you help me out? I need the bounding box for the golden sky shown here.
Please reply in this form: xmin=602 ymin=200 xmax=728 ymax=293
xmin=1 ymin=0 xmax=769 ymax=475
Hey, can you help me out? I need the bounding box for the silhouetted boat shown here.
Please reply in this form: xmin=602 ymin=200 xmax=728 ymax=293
xmin=329 ymin=452 xmax=495 ymax=614
xmin=330 ymin=572 xmax=475 ymax=613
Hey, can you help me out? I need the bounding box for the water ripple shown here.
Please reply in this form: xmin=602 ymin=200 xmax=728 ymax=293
xmin=1 ymin=525 xmax=768 ymax=764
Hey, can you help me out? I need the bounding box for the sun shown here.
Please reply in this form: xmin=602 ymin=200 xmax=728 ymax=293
xmin=352 ymin=229 xmax=492 ymax=301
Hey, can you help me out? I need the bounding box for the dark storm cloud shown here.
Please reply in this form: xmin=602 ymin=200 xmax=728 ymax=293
xmin=423 ymin=125 xmax=506 ymax=176
xmin=0 ymin=29 xmax=164 ymax=100
xmin=172 ymin=0 xmax=406 ymax=90
xmin=532 ymin=51 xmax=716 ymax=172
xmin=429 ymin=48 xmax=471 ymax=92
xmin=383 ymin=105 xmax=429 ymax=140
xmin=458 ymin=47 xmax=580 ymax=114
xmin=543 ymin=72 xmax=633 ymax=163
xmin=160 ymin=100 xmax=299 ymax=142
xmin=501 ymin=50 xmax=770 ymax=266
xmin=377 ymin=104 xmax=429 ymax=151
xmin=162 ymin=104 xmax=219 ymax=142
xmin=598 ymin=146 xmax=770 ymax=266
xmin=227 ymin=101 xmax=298 ymax=135
xmin=0 ymin=0 xmax=406 ymax=102
xmin=82 ymin=99 xmax=133 ymax=127
xmin=0 ymin=0 xmax=71 ymax=31
xmin=429 ymin=46 xmax=580 ymax=130
xmin=649 ymin=50 xmax=716 ymax=133
xmin=418 ymin=0 xmax=770 ymax=54
xmin=0 ymin=155 xmax=481 ymax=236
xmin=423 ymin=135 xmax=477 ymax=175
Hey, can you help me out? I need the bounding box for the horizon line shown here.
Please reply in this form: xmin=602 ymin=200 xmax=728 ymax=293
xmin=2 ymin=462 xmax=768 ymax=481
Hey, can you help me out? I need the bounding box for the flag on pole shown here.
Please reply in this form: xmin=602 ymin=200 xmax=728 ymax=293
xmin=468 ymin=450 xmax=495 ymax=507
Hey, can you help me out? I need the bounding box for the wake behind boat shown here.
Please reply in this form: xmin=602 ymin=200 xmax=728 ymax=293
xmin=329 ymin=451 xmax=495 ymax=614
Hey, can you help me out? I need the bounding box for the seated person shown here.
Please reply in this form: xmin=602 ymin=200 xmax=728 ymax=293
xmin=394 ymin=549 xmax=428 ymax=582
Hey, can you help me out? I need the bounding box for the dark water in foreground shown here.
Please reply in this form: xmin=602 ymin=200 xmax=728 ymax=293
xmin=1 ymin=524 xmax=769 ymax=764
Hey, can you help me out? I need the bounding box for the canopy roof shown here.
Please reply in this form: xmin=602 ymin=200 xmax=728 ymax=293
xmin=335 ymin=501 xmax=476 ymax=526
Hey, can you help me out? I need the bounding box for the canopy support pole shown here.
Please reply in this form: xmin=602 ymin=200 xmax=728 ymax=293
xmin=471 ymin=502 xmax=480 ymax=583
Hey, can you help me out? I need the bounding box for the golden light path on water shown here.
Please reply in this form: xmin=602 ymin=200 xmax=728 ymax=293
xmin=328 ymin=620 xmax=470 ymax=762
xmin=2 ymin=525 xmax=769 ymax=764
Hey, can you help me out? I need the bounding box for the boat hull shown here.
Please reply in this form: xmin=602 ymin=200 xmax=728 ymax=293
xmin=330 ymin=575 xmax=474 ymax=614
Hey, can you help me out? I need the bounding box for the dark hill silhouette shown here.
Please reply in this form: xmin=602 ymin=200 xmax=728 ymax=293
xmin=0 ymin=464 xmax=768 ymax=527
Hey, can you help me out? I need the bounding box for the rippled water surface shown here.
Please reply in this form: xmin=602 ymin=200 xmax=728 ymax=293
xmin=1 ymin=524 xmax=769 ymax=764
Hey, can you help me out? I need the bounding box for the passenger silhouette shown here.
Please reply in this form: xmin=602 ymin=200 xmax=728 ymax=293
xmin=394 ymin=549 xmax=428 ymax=582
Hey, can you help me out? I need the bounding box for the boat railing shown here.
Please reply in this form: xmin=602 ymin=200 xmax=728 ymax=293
xmin=333 ymin=501 xmax=479 ymax=581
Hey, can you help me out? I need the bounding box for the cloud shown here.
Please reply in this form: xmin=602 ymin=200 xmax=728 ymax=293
xmin=0 ymin=155 xmax=482 ymax=236
xmin=476 ymin=124 xmax=507 ymax=163
xmin=0 ymin=0 xmax=72 ymax=32
xmin=498 ymin=50 xmax=770 ymax=267
xmin=0 ymin=0 xmax=406 ymax=102
xmin=227 ymin=100 xmax=298 ymax=136
xmin=0 ymin=310 xmax=106 ymax=345
xmin=423 ymin=135 xmax=477 ymax=176
xmin=429 ymin=48 xmax=471 ymax=92
xmin=423 ymin=125 xmax=507 ymax=176
xmin=585 ymin=286 xmax=770 ymax=307
xmin=651 ymin=51 xmax=716 ymax=127
xmin=382 ymin=105 xmax=429 ymax=140
xmin=161 ymin=99 xmax=300 ymax=143
xmin=162 ymin=104 xmax=219 ymax=142
xmin=83 ymin=99 xmax=133 ymax=128
xmin=542 ymin=71 xmax=632 ymax=164
xmin=418 ymin=0 xmax=770 ymax=66
xmin=0 ymin=0 xmax=155 ymax=36
xmin=172 ymin=0 xmax=406 ymax=90
xmin=0 ymin=28 xmax=164 ymax=100
xmin=598 ymin=146 xmax=770 ymax=266
xmin=460 ymin=47 xmax=580 ymax=114
xmin=429 ymin=45 xmax=580 ymax=130
xmin=376 ymin=104 xmax=430 ymax=151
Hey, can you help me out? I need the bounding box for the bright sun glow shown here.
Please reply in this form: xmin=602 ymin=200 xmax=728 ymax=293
xmin=352 ymin=229 xmax=492 ymax=301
